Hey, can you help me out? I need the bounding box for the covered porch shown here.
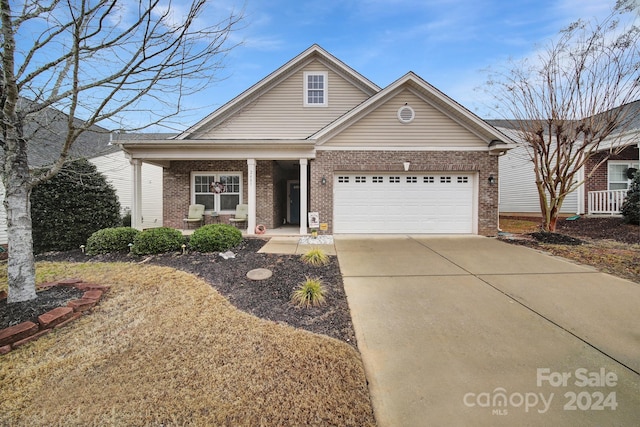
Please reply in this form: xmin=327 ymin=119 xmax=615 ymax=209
xmin=120 ymin=139 xmax=316 ymax=236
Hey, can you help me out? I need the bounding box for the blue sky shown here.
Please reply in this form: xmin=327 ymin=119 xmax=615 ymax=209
xmin=155 ymin=0 xmax=631 ymax=131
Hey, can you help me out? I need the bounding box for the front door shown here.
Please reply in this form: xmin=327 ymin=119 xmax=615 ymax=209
xmin=288 ymin=181 xmax=300 ymax=224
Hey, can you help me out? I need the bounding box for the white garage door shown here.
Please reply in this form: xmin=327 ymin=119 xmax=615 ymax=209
xmin=334 ymin=173 xmax=475 ymax=234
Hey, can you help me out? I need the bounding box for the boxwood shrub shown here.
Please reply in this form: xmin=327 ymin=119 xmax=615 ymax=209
xmin=189 ymin=224 xmax=243 ymax=252
xmin=86 ymin=227 xmax=140 ymax=254
xmin=131 ymin=227 xmax=185 ymax=255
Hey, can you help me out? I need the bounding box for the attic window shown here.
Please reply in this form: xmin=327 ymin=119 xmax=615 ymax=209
xmin=397 ymin=105 xmax=415 ymax=123
xmin=304 ymin=71 xmax=327 ymax=107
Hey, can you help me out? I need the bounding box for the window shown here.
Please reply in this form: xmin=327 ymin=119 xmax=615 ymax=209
xmin=440 ymin=176 xmax=452 ymax=183
xmin=192 ymin=172 xmax=241 ymax=213
xmin=338 ymin=176 xmax=349 ymax=183
xmin=389 ymin=176 xmax=400 ymax=183
xmin=423 ymin=176 xmax=435 ymax=183
xmin=355 ymin=176 xmax=367 ymax=183
xmin=372 ymin=176 xmax=384 ymax=183
xmin=304 ymin=71 xmax=327 ymax=106
xmin=608 ymin=162 xmax=639 ymax=191
xmin=406 ymin=176 xmax=417 ymax=183
xmin=457 ymin=176 xmax=469 ymax=184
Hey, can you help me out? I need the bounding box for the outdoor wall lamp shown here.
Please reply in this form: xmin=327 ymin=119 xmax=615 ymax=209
xmin=403 ymin=161 xmax=411 ymax=171
xmin=488 ymin=174 xmax=495 ymax=185
xmin=321 ymin=176 xmax=327 ymax=185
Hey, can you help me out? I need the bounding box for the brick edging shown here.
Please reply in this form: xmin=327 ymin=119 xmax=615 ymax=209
xmin=0 ymin=279 xmax=109 ymax=355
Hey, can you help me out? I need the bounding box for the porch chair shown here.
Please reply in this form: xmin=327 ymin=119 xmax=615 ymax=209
xmin=183 ymin=204 xmax=205 ymax=228
xmin=229 ymin=204 xmax=248 ymax=228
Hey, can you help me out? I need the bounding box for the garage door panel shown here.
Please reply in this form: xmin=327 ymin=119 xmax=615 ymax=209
xmin=334 ymin=173 xmax=474 ymax=234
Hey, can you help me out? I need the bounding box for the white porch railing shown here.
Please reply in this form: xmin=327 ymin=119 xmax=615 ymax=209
xmin=588 ymin=190 xmax=628 ymax=215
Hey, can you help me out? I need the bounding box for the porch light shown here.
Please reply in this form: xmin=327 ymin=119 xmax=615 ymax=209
xmin=488 ymin=174 xmax=495 ymax=185
xmin=321 ymin=176 xmax=327 ymax=185
xmin=403 ymin=161 xmax=411 ymax=171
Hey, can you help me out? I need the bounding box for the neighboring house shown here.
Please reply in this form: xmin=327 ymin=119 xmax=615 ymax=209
xmin=119 ymin=45 xmax=515 ymax=236
xmin=0 ymin=102 xmax=164 ymax=245
xmin=494 ymin=101 xmax=640 ymax=217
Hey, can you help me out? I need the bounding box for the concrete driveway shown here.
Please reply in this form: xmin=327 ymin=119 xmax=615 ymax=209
xmin=336 ymin=235 xmax=640 ymax=426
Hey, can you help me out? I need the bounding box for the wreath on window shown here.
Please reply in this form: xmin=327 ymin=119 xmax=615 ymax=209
xmin=210 ymin=182 xmax=226 ymax=194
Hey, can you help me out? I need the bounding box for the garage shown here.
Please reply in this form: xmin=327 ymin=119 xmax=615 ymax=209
xmin=333 ymin=173 xmax=476 ymax=234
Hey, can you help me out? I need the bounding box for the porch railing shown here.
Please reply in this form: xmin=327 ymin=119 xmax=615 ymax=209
xmin=587 ymin=190 xmax=628 ymax=215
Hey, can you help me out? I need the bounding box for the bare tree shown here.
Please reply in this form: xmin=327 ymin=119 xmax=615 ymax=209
xmin=1 ymin=0 xmax=243 ymax=303
xmin=485 ymin=0 xmax=640 ymax=231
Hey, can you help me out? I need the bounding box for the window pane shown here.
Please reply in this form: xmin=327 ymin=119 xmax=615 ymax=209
xmin=220 ymin=175 xmax=240 ymax=193
xmin=220 ymin=194 xmax=240 ymax=210
xmin=195 ymin=194 xmax=215 ymax=210
xmin=610 ymin=165 xmax=627 ymax=182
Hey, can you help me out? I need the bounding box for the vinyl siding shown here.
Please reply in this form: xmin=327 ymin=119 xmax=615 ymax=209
xmin=0 ymin=182 xmax=5 ymax=245
xmin=498 ymin=143 xmax=579 ymax=215
xmin=90 ymin=151 xmax=164 ymax=228
xmin=323 ymin=90 xmax=486 ymax=148
xmin=196 ymin=60 xmax=371 ymax=139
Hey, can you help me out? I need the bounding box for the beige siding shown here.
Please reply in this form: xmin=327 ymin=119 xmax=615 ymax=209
xmin=323 ymin=90 xmax=486 ymax=148
xmin=197 ymin=60 xmax=371 ymax=139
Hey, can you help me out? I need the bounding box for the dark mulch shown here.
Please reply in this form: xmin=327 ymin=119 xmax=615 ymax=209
xmin=0 ymin=286 xmax=84 ymax=329
xmin=2 ymin=238 xmax=357 ymax=347
xmin=555 ymin=216 xmax=640 ymax=244
xmin=502 ymin=216 xmax=640 ymax=246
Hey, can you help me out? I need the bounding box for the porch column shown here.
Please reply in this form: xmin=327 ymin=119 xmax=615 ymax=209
xmin=299 ymin=158 xmax=308 ymax=235
xmin=247 ymin=159 xmax=256 ymax=235
xmin=130 ymin=159 xmax=143 ymax=230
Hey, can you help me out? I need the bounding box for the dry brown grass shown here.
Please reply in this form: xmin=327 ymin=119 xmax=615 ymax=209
xmin=539 ymin=240 xmax=640 ymax=284
xmin=0 ymin=262 xmax=376 ymax=426
xmin=499 ymin=217 xmax=541 ymax=234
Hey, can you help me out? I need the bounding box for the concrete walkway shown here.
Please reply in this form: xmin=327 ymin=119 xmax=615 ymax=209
xmin=335 ymin=235 xmax=640 ymax=426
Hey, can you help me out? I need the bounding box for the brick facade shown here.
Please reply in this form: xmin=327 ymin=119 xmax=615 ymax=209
xmin=310 ymin=150 xmax=500 ymax=236
xmin=584 ymin=146 xmax=639 ymax=209
xmin=163 ymin=151 xmax=500 ymax=235
xmin=163 ymin=160 xmax=298 ymax=230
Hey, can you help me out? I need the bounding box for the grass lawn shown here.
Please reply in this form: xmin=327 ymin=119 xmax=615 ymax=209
xmin=0 ymin=262 xmax=376 ymax=426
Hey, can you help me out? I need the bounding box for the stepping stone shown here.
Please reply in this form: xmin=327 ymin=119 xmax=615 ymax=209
xmin=246 ymin=268 xmax=273 ymax=281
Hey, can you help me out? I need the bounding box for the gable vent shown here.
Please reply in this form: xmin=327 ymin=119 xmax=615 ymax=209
xmin=397 ymin=105 xmax=415 ymax=123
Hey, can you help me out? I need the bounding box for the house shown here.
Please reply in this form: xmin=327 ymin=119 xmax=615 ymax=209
xmin=495 ymin=100 xmax=640 ymax=217
xmin=119 ymin=45 xmax=515 ymax=236
xmin=0 ymin=102 xmax=164 ymax=245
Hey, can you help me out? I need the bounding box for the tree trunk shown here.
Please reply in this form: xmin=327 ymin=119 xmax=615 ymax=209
xmin=4 ymin=145 xmax=37 ymax=303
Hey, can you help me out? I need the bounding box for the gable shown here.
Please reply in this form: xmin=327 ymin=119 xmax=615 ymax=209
xmin=190 ymin=59 xmax=373 ymax=140
xmin=321 ymin=89 xmax=487 ymax=149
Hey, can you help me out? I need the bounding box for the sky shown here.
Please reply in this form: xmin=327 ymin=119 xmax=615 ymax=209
xmin=152 ymin=0 xmax=631 ymax=132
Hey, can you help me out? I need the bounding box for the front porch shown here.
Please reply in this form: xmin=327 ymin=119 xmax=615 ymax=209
xmin=587 ymin=189 xmax=627 ymax=215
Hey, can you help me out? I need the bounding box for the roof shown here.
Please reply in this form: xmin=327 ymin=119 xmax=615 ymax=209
xmin=175 ymin=44 xmax=381 ymax=140
xmin=9 ymin=98 xmax=116 ymax=168
xmin=312 ymin=71 xmax=516 ymax=149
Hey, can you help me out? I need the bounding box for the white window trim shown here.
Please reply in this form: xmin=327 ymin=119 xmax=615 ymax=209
xmin=191 ymin=171 xmax=242 ymax=214
xmin=303 ymin=71 xmax=328 ymax=107
xmin=608 ymin=161 xmax=639 ymax=191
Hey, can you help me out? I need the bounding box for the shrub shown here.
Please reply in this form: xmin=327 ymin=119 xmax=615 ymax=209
xmin=300 ymin=247 xmax=329 ymax=266
xmin=31 ymin=159 xmax=121 ymax=253
xmin=189 ymin=224 xmax=243 ymax=252
xmin=86 ymin=227 xmax=140 ymax=254
xmin=621 ymin=171 xmax=640 ymax=225
xmin=131 ymin=227 xmax=185 ymax=255
xmin=291 ymin=277 xmax=327 ymax=308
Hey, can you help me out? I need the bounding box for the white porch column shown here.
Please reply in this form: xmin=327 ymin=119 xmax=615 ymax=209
xmin=299 ymin=159 xmax=308 ymax=235
xmin=247 ymin=159 xmax=257 ymax=235
xmin=130 ymin=159 xmax=143 ymax=230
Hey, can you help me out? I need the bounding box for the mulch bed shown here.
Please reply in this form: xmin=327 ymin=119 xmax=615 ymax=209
xmin=502 ymin=216 xmax=640 ymax=245
xmin=2 ymin=238 xmax=357 ymax=347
